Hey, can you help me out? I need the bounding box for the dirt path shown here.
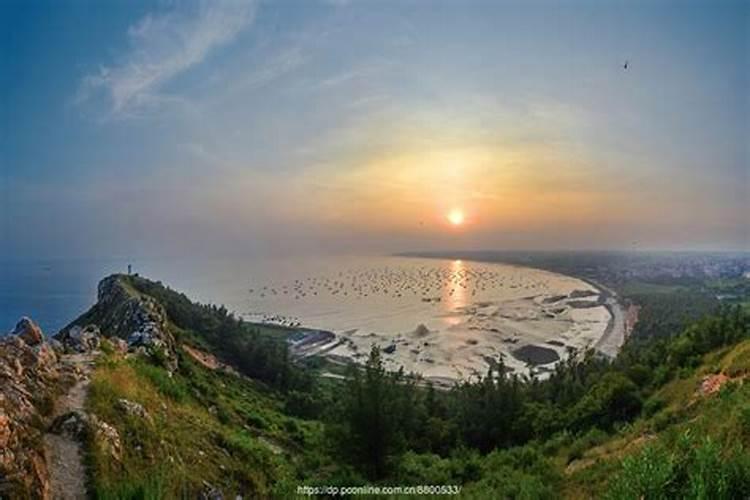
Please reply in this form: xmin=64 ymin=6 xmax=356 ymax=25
xmin=43 ymin=352 xmax=98 ymax=500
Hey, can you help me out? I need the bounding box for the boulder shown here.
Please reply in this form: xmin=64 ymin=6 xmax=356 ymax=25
xmin=92 ymin=417 xmax=122 ymax=462
xmin=57 ymin=325 xmax=101 ymax=353
xmin=49 ymin=410 xmax=91 ymax=441
xmin=116 ymin=399 xmax=152 ymax=423
xmin=11 ymin=317 xmax=44 ymax=346
xmin=413 ymin=324 xmax=430 ymax=337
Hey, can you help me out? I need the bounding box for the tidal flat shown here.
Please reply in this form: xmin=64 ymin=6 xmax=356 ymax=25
xmin=238 ymin=256 xmax=619 ymax=383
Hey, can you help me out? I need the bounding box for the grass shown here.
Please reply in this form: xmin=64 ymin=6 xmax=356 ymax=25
xmin=80 ymin=337 xmax=750 ymax=499
xmin=720 ymin=339 xmax=750 ymax=377
xmin=77 ymin=274 xmax=749 ymax=498
xmin=562 ymin=340 xmax=750 ymax=499
xmin=84 ymin=348 xmax=319 ymax=498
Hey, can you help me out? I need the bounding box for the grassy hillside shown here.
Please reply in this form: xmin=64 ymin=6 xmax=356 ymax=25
xmin=79 ymin=275 xmax=749 ymax=498
xmin=85 ymin=344 xmax=327 ymax=498
xmin=563 ymin=339 xmax=750 ymax=498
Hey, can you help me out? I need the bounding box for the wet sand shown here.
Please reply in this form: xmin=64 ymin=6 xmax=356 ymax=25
xmin=272 ymin=258 xmax=618 ymax=382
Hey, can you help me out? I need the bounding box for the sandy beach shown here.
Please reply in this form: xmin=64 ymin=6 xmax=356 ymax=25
xmin=262 ymin=257 xmax=625 ymax=384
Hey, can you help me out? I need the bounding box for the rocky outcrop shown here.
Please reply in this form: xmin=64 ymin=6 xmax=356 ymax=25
xmin=92 ymin=417 xmax=122 ymax=463
xmin=49 ymin=410 xmax=91 ymax=441
xmin=0 ymin=320 xmax=60 ymax=498
xmin=116 ymin=398 xmax=152 ymax=423
xmin=55 ymin=324 xmax=101 ymax=353
xmin=48 ymin=410 xmax=122 ymax=463
xmin=11 ymin=316 xmax=45 ymax=346
xmin=57 ymin=274 xmax=178 ymax=371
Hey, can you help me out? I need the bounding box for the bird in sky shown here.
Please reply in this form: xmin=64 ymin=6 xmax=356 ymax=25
xmin=623 ymin=60 xmax=629 ymax=70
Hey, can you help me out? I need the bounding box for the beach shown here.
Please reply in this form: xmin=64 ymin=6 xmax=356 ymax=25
xmin=2 ymin=255 xmax=628 ymax=384
xmin=258 ymin=257 xmax=622 ymax=383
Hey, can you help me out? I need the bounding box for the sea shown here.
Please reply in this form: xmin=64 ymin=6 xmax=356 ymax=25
xmin=1 ymin=255 xmax=611 ymax=380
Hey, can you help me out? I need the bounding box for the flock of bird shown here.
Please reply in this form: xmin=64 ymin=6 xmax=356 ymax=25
xmin=248 ymin=265 xmax=552 ymax=326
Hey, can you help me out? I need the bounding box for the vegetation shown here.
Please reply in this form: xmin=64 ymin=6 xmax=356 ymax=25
xmin=85 ymin=347 xmax=316 ymax=498
xmin=126 ymin=275 xmax=313 ymax=392
xmin=83 ymin=274 xmax=750 ymax=498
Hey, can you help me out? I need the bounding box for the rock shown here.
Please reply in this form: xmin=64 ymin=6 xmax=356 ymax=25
xmin=413 ymin=324 xmax=430 ymax=337
xmin=48 ymin=338 xmax=64 ymax=354
xmin=0 ymin=411 xmax=10 ymax=449
xmin=201 ymin=480 xmax=224 ymax=500
xmin=0 ymin=328 xmax=59 ymax=496
xmin=91 ymin=417 xmax=122 ymax=462
xmin=54 ymin=324 xmax=100 ymax=353
xmin=116 ymin=399 xmax=152 ymax=422
xmin=383 ymin=343 xmax=397 ymax=354
xmin=11 ymin=317 xmax=44 ymax=346
xmin=49 ymin=410 xmax=91 ymax=440
xmin=700 ymin=373 xmax=730 ymax=396
xmin=111 ymin=338 xmax=128 ymax=353
xmin=127 ymin=322 xmax=164 ymax=349
xmin=74 ymin=325 xmax=101 ymax=351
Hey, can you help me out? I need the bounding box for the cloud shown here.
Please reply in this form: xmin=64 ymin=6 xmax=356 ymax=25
xmin=79 ymin=0 xmax=256 ymax=117
xmin=235 ymin=46 xmax=308 ymax=91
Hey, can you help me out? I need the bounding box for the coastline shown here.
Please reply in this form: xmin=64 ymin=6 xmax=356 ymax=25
xmin=283 ymin=255 xmax=624 ymax=383
xmin=390 ymin=254 xmax=633 ymax=360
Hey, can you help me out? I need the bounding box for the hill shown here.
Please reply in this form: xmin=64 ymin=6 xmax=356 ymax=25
xmin=1 ymin=273 xmax=748 ymax=498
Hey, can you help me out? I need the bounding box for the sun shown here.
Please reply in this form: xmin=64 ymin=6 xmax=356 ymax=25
xmin=447 ymin=209 xmax=464 ymax=226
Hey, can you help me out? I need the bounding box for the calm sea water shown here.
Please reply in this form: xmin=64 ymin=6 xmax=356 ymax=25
xmin=2 ymin=255 xmax=597 ymax=334
xmin=1 ymin=255 xmax=613 ymax=381
xmin=1 ymin=256 xmax=609 ymax=379
xmin=1 ymin=258 xmax=124 ymax=335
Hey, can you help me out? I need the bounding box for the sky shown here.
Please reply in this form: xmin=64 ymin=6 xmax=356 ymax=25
xmin=1 ymin=0 xmax=748 ymax=260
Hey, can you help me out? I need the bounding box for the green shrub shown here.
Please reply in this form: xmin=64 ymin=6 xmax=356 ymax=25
xmin=606 ymin=445 xmax=674 ymax=500
xmin=606 ymin=432 xmax=750 ymax=500
xmin=461 ymin=446 xmax=560 ymax=500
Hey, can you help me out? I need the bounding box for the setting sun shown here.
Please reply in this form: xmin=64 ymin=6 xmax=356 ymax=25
xmin=448 ymin=209 xmax=465 ymax=226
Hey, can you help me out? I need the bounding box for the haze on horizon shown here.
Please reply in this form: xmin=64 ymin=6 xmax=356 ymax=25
xmin=1 ymin=0 xmax=748 ymax=260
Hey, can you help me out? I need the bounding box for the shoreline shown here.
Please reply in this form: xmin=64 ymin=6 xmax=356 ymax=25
xmin=400 ymin=255 xmax=632 ymax=360
xmin=281 ymin=255 xmax=626 ymax=382
xmin=575 ymin=276 xmax=629 ymax=358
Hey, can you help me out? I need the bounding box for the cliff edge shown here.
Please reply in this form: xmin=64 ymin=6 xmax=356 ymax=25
xmin=57 ymin=274 xmax=178 ymax=372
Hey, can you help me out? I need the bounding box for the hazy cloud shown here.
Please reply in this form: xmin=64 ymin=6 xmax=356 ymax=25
xmin=79 ymin=0 xmax=256 ymax=117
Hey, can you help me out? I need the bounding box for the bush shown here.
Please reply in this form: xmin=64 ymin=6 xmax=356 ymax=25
xmin=606 ymin=432 xmax=750 ymax=500
xmin=284 ymin=390 xmax=324 ymax=419
xmin=461 ymin=446 xmax=561 ymax=500
xmin=606 ymin=445 xmax=674 ymax=500
xmin=395 ymin=452 xmax=455 ymax=484
xmin=568 ymin=373 xmax=642 ymax=431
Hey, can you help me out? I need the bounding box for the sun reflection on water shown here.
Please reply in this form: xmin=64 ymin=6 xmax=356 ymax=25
xmin=442 ymin=259 xmax=467 ymax=326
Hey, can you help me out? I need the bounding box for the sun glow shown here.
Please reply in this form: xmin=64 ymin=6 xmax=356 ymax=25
xmin=448 ymin=209 xmax=465 ymax=226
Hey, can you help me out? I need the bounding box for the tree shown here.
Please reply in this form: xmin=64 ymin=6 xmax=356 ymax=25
xmin=339 ymin=346 xmax=418 ymax=478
